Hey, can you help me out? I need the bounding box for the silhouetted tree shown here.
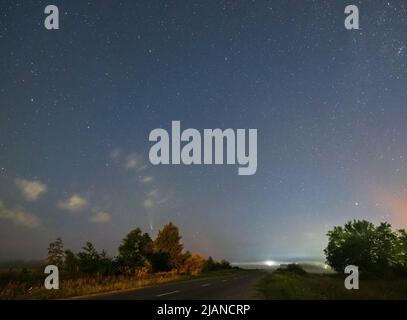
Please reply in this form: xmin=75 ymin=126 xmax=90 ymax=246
xmin=118 ymin=228 xmax=152 ymax=270
xmin=396 ymin=230 xmax=407 ymax=268
xmin=148 ymin=252 xmax=171 ymax=272
xmin=64 ymin=249 xmax=79 ymax=274
xmin=219 ymin=259 xmax=232 ymax=269
xmin=325 ymin=220 xmax=406 ymax=275
xmin=203 ymin=256 xmax=217 ymax=272
xmin=77 ymin=242 xmax=104 ymax=274
xmin=373 ymin=222 xmax=398 ymax=272
xmin=98 ymin=249 xmax=115 ymax=275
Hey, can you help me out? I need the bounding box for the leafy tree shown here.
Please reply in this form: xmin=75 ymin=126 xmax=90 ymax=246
xmin=325 ymin=220 xmax=406 ymax=274
xmin=203 ymin=256 xmax=217 ymax=272
xmin=148 ymin=251 xmax=171 ymax=272
xmin=77 ymin=242 xmax=103 ymax=274
xmin=373 ymin=222 xmax=398 ymax=271
xmin=219 ymin=259 xmax=232 ymax=269
xmin=46 ymin=237 xmax=65 ymax=268
xmin=181 ymin=253 xmax=206 ymax=275
xmin=118 ymin=228 xmax=152 ymax=269
xmin=202 ymin=256 xmax=232 ymax=272
xmin=98 ymin=249 xmax=115 ymax=275
xmin=64 ymin=249 xmax=79 ymax=274
xmin=325 ymin=220 xmax=377 ymax=272
xmin=153 ymin=222 xmax=184 ymax=270
xmin=392 ymin=229 xmax=407 ymax=276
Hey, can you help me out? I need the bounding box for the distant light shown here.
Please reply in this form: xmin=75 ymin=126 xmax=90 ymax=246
xmin=264 ymin=260 xmax=277 ymax=267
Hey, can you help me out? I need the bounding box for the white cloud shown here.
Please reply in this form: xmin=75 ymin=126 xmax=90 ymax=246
xmin=90 ymin=211 xmax=111 ymax=224
xmin=125 ymin=152 xmax=146 ymax=170
xmin=15 ymin=178 xmax=47 ymax=201
xmin=143 ymin=189 xmax=170 ymax=209
xmin=58 ymin=194 xmax=88 ymax=212
xmin=141 ymin=176 xmax=153 ymax=183
xmin=0 ymin=200 xmax=41 ymax=228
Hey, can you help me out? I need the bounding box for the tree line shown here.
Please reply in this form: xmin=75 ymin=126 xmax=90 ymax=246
xmin=47 ymin=222 xmax=232 ymax=277
xmin=325 ymin=220 xmax=407 ymax=277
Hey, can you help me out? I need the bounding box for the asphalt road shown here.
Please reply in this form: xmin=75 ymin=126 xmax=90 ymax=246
xmin=78 ymin=270 xmax=266 ymax=300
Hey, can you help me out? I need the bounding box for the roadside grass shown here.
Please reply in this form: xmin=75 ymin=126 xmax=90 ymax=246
xmin=0 ymin=268 xmax=244 ymax=300
xmin=258 ymin=265 xmax=407 ymax=299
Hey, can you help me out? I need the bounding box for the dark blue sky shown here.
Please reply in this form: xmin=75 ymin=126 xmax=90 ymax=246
xmin=0 ymin=0 xmax=406 ymax=262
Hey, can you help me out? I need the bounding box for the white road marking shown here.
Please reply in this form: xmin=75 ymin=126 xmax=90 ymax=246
xmin=201 ymin=283 xmax=212 ymax=287
xmin=156 ymin=290 xmax=180 ymax=297
xmin=222 ymin=279 xmax=228 ymax=282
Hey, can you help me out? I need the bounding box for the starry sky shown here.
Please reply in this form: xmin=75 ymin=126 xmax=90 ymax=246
xmin=0 ymin=0 xmax=406 ymax=263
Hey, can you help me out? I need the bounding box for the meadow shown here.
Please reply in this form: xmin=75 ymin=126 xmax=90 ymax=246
xmin=258 ymin=264 xmax=407 ymax=299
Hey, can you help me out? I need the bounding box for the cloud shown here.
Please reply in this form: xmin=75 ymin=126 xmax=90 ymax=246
xmin=15 ymin=178 xmax=47 ymax=201
xmin=58 ymin=194 xmax=88 ymax=212
xmin=124 ymin=152 xmax=147 ymax=170
xmin=143 ymin=189 xmax=170 ymax=209
xmin=90 ymin=211 xmax=111 ymax=224
xmin=0 ymin=200 xmax=41 ymax=228
xmin=141 ymin=176 xmax=153 ymax=183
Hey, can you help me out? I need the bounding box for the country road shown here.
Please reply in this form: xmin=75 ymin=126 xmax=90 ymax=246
xmin=76 ymin=270 xmax=267 ymax=300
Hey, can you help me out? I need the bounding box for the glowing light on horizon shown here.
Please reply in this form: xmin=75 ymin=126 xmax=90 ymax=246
xmin=264 ymin=260 xmax=278 ymax=267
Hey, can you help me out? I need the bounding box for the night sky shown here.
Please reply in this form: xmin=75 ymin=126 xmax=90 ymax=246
xmin=0 ymin=0 xmax=406 ymax=263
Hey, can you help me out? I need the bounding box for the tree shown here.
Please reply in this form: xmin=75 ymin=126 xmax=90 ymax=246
xmin=325 ymin=220 xmax=404 ymax=274
xmin=64 ymin=249 xmax=79 ymax=274
xmin=203 ymin=256 xmax=217 ymax=272
xmin=181 ymin=253 xmax=206 ymax=275
xmin=148 ymin=251 xmax=171 ymax=272
xmin=98 ymin=249 xmax=115 ymax=275
xmin=393 ymin=229 xmax=407 ymax=276
xmin=325 ymin=220 xmax=377 ymax=272
xmin=77 ymin=242 xmax=102 ymax=274
xmin=373 ymin=222 xmax=398 ymax=271
xmin=219 ymin=259 xmax=232 ymax=269
xmin=153 ymin=222 xmax=184 ymax=270
xmin=47 ymin=237 xmax=65 ymax=268
xmin=118 ymin=228 xmax=152 ymax=269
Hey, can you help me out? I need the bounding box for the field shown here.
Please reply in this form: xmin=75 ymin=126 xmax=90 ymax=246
xmin=258 ymin=266 xmax=407 ymax=299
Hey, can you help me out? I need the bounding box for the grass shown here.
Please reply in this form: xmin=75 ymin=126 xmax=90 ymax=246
xmin=0 ymin=268 xmax=243 ymax=300
xmin=258 ymin=265 xmax=407 ymax=299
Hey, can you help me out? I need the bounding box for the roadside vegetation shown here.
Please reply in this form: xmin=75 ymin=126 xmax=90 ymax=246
xmin=259 ymin=220 xmax=407 ymax=299
xmin=259 ymin=264 xmax=407 ymax=299
xmin=0 ymin=222 xmax=238 ymax=299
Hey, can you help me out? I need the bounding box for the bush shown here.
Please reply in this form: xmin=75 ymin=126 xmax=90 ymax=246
xmin=277 ymin=264 xmax=308 ymax=276
xmin=181 ymin=254 xmax=206 ymax=276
